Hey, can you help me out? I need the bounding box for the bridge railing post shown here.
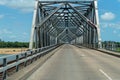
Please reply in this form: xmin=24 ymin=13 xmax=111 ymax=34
xmin=31 ymin=51 xmax=33 ymax=63
xmin=16 ymin=55 xmax=19 ymax=72
xmin=3 ymin=58 xmax=7 ymax=80
xmin=24 ymin=53 xmax=27 ymax=67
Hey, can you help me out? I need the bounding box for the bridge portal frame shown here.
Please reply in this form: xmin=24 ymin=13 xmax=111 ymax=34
xmin=29 ymin=0 xmax=101 ymax=49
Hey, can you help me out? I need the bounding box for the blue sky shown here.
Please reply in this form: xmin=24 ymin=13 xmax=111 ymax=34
xmin=0 ymin=0 xmax=120 ymax=42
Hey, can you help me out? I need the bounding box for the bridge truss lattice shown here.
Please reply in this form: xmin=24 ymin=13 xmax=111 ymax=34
xmin=29 ymin=0 xmax=101 ymax=49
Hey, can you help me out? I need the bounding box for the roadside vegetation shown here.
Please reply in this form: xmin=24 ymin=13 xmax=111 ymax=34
xmin=0 ymin=39 xmax=29 ymax=48
xmin=116 ymin=48 xmax=120 ymax=52
xmin=0 ymin=39 xmax=29 ymax=54
xmin=102 ymin=41 xmax=120 ymax=52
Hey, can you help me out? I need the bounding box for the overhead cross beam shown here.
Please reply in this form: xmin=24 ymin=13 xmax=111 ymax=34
xmin=37 ymin=3 xmax=65 ymax=28
xmin=67 ymin=3 xmax=97 ymax=28
xmin=29 ymin=0 xmax=101 ymax=49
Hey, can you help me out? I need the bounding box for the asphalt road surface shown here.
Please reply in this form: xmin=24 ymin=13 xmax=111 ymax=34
xmin=27 ymin=44 xmax=120 ymax=80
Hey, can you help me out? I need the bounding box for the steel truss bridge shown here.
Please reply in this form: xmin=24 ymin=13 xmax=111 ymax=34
xmin=29 ymin=0 xmax=101 ymax=49
xmin=2 ymin=1 xmax=120 ymax=80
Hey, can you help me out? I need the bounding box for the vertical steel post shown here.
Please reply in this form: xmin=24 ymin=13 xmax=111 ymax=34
xmin=35 ymin=27 xmax=38 ymax=49
xmin=39 ymin=5 xmax=44 ymax=48
xmin=91 ymin=28 xmax=94 ymax=48
xmin=89 ymin=27 xmax=92 ymax=48
xmin=16 ymin=55 xmax=19 ymax=72
xmin=84 ymin=23 xmax=87 ymax=47
xmin=55 ymin=37 xmax=58 ymax=44
xmin=40 ymin=28 xmax=43 ymax=47
xmin=94 ymin=28 xmax=97 ymax=48
xmin=3 ymin=58 xmax=7 ymax=80
xmin=24 ymin=53 xmax=27 ymax=67
xmin=45 ymin=32 xmax=48 ymax=46
xmin=86 ymin=24 xmax=89 ymax=47
xmin=29 ymin=0 xmax=39 ymax=49
xmin=42 ymin=28 xmax=45 ymax=47
xmin=88 ymin=27 xmax=90 ymax=48
xmin=49 ymin=36 xmax=51 ymax=45
xmin=93 ymin=28 xmax=95 ymax=48
xmin=38 ymin=28 xmax=41 ymax=48
xmin=93 ymin=0 xmax=102 ymax=48
xmin=43 ymin=27 xmax=46 ymax=47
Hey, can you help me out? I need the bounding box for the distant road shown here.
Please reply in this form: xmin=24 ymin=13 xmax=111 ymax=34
xmin=27 ymin=44 xmax=120 ymax=80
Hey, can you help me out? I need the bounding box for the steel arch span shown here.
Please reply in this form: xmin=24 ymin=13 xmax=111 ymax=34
xmin=29 ymin=0 xmax=101 ymax=49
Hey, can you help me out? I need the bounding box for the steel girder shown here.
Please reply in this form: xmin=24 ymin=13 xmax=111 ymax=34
xmin=29 ymin=0 xmax=101 ymax=49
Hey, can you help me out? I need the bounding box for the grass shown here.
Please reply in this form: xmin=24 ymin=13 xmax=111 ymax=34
xmin=116 ymin=48 xmax=120 ymax=52
xmin=0 ymin=48 xmax=28 ymax=54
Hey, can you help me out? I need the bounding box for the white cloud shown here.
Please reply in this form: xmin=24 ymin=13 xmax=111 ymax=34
xmin=100 ymin=22 xmax=120 ymax=29
xmin=0 ymin=29 xmax=12 ymax=35
xmin=0 ymin=0 xmax=35 ymax=13
xmin=0 ymin=1 xmax=6 ymax=5
xmin=0 ymin=27 xmax=30 ymax=41
xmin=101 ymin=12 xmax=115 ymax=21
xmin=0 ymin=14 xmax=4 ymax=19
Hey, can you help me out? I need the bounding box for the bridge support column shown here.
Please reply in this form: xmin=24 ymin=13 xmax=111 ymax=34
xmin=29 ymin=0 xmax=39 ymax=49
xmin=93 ymin=28 xmax=97 ymax=48
xmin=42 ymin=29 xmax=45 ymax=47
xmin=40 ymin=28 xmax=43 ymax=47
xmin=46 ymin=32 xmax=50 ymax=46
xmin=86 ymin=24 xmax=89 ymax=47
xmin=83 ymin=23 xmax=88 ymax=47
xmin=93 ymin=0 xmax=102 ymax=48
xmin=35 ymin=27 xmax=38 ymax=49
xmin=89 ymin=27 xmax=93 ymax=48
xmin=55 ymin=37 xmax=58 ymax=44
xmin=44 ymin=29 xmax=47 ymax=47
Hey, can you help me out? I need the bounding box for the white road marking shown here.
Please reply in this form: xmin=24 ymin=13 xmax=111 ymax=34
xmin=99 ymin=69 xmax=112 ymax=80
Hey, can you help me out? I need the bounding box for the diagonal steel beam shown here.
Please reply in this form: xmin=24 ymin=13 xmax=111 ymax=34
xmin=67 ymin=3 xmax=97 ymax=28
xmin=68 ymin=29 xmax=77 ymax=38
xmin=61 ymin=11 xmax=85 ymax=32
xmin=37 ymin=3 xmax=65 ymax=28
xmin=57 ymin=27 xmax=68 ymax=38
xmin=43 ymin=9 xmax=66 ymax=33
xmin=67 ymin=10 xmax=90 ymax=31
xmin=39 ymin=1 xmax=93 ymax=4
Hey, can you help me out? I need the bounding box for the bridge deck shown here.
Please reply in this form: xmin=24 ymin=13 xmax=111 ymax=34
xmin=26 ymin=44 xmax=120 ymax=80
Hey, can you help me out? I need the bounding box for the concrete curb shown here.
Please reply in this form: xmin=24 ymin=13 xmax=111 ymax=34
xmin=75 ymin=45 xmax=120 ymax=58
xmin=96 ymin=49 xmax=120 ymax=58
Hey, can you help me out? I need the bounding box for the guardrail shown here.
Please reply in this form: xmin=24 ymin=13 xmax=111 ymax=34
xmin=0 ymin=44 xmax=60 ymax=80
xmin=75 ymin=44 xmax=120 ymax=58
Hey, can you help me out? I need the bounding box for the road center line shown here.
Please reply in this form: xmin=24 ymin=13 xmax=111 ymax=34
xmin=99 ymin=69 xmax=112 ymax=80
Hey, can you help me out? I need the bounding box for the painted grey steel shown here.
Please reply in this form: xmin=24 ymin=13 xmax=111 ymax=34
xmin=93 ymin=0 xmax=102 ymax=48
xmin=29 ymin=0 xmax=101 ymax=49
xmin=29 ymin=0 xmax=39 ymax=49
xmin=0 ymin=44 xmax=59 ymax=79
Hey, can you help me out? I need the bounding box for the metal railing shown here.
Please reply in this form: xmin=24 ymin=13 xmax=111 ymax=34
xmin=0 ymin=44 xmax=60 ymax=80
xmin=101 ymin=41 xmax=120 ymax=53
